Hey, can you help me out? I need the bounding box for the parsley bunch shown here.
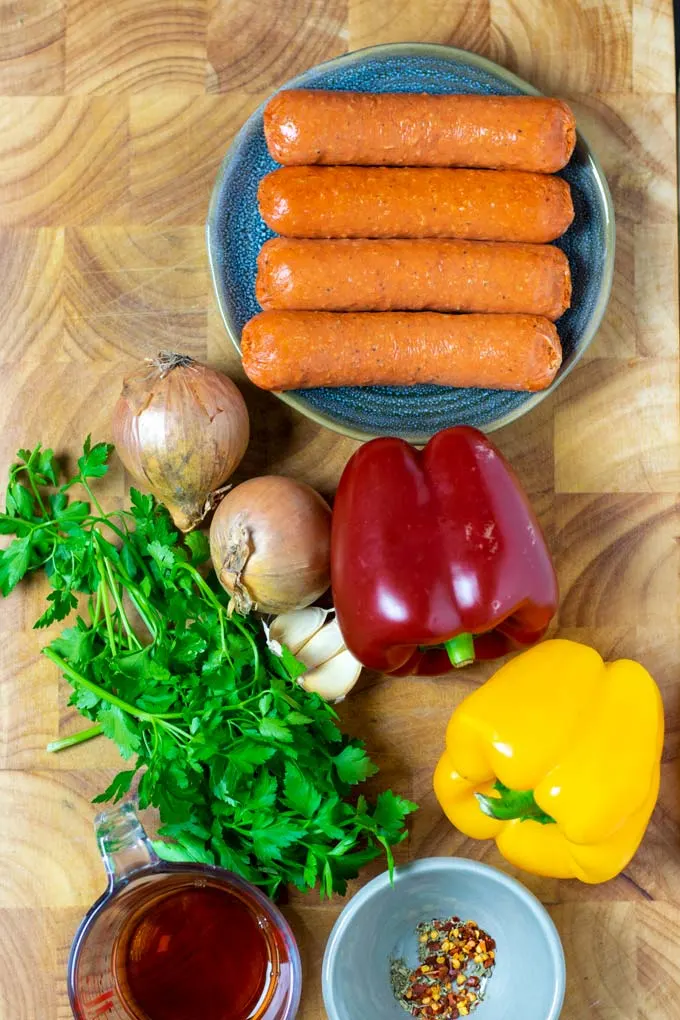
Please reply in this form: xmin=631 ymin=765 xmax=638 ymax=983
xmin=0 ymin=440 xmax=416 ymax=898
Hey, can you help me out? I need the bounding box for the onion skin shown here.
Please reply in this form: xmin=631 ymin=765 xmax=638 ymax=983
xmin=210 ymin=476 xmax=331 ymax=614
xmin=113 ymin=352 xmax=250 ymax=531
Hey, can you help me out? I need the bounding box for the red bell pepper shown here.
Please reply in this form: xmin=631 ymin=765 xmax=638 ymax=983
xmin=331 ymin=426 xmax=557 ymax=676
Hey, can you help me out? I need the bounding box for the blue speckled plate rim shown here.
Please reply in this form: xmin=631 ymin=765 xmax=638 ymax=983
xmin=320 ymin=857 xmax=566 ymax=1020
xmin=206 ymin=41 xmax=615 ymax=445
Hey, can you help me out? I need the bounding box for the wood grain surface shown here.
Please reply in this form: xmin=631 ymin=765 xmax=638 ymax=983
xmin=0 ymin=2 xmax=678 ymax=1018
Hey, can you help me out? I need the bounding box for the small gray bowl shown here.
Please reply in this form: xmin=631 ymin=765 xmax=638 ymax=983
xmin=322 ymin=858 xmax=565 ymax=1020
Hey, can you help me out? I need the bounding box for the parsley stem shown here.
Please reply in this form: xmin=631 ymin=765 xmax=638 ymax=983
xmin=162 ymin=722 xmax=191 ymax=743
xmin=218 ymin=609 xmax=228 ymax=657
xmin=96 ymin=550 xmax=118 ymax=653
xmin=91 ymin=514 xmax=155 ymax=582
xmin=230 ymin=615 xmax=261 ymax=682
xmin=107 ymin=565 xmax=159 ymax=640
xmin=43 ymin=648 xmax=184 ymax=726
xmin=236 ymin=691 xmax=272 ymax=710
xmin=44 ymin=648 xmax=143 ymax=718
xmin=174 ymin=562 xmax=262 ymax=679
xmin=81 ymin=478 xmax=107 ymax=521
xmin=29 ymin=475 xmax=47 ymax=514
xmin=91 ymin=585 xmax=103 ymax=628
xmin=15 ymin=462 xmax=48 ymax=515
xmin=127 ymin=590 xmax=158 ymax=640
xmin=7 ymin=517 xmax=58 ymax=536
xmin=100 ymin=549 xmax=141 ymax=650
xmin=47 ymin=722 xmax=103 ymax=753
xmin=127 ymin=591 xmax=158 ymax=640
xmin=175 ymin=562 xmax=219 ymax=605
xmin=28 ymin=476 xmax=47 ymax=516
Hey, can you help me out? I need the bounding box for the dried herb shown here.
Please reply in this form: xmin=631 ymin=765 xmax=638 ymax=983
xmin=390 ymin=915 xmax=496 ymax=1018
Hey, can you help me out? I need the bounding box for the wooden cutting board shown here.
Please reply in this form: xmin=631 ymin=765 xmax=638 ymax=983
xmin=0 ymin=1 xmax=678 ymax=1017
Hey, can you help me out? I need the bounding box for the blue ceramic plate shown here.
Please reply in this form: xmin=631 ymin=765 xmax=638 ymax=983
xmin=207 ymin=43 xmax=615 ymax=443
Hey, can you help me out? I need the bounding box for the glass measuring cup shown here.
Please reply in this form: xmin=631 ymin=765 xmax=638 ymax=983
xmin=68 ymin=802 xmax=302 ymax=1020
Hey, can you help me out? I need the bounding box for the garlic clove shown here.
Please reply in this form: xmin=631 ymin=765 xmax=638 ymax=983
xmin=269 ymin=608 xmax=330 ymax=655
xmin=299 ymin=648 xmax=363 ymax=702
xmin=296 ymin=617 xmax=346 ymax=668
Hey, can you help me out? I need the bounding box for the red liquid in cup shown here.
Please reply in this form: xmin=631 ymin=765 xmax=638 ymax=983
xmin=112 ymin=881 xmax=277 ymax=1020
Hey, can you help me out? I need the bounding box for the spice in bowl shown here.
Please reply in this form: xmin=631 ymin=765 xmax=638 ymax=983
xmin=390 ymin=916 xmax=496 ymax=1018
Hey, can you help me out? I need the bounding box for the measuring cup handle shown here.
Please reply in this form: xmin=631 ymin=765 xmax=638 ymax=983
xmin=95 ymin=801 xmax=160 ymax=887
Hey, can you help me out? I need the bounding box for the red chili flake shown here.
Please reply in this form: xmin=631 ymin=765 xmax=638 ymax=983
xmin=391 ymin=915 xmax=496 ymax=1020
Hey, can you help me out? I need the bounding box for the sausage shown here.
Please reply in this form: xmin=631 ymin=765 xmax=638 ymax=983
xmin=241 ymin=311 xmax=562 ymax=392
xmin=256 ymin=238 xmax=571 ymax=320
xmin=264 ymin=90 xmax=576 ymax=172
xmin=257 ymin=167 xmax=574 ymax=243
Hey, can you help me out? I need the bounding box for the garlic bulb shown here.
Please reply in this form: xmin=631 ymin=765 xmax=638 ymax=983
xmin=267 ymin=609 xmax=362 ymax=702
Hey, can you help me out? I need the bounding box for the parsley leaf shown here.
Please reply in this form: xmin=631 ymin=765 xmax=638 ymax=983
xmin=286 ymin=711 xmax=312 ymax=726
xmin=98 ymin=707 xmax=141 ymax=760
xmin=49 ymin=624 xmax=96 ymax=663
xmin=184 ymin=530 xmax=210 ymax=565
xmin=34 ymin=591 xmax=79 ymax=629
xmin=373 ymin=790 xmax=419 ymax=839
xmin=333 ymin=744 xmax=380 ymax=785
xmin=77 ymin=436 xmax=114 ymax=482
xmin=7 ymin=483 xmax=34 ymax=519
xmin=278 ymin=645 xmax=307 ymax=680
xmin=93 ymin=769 xmax=138 ymax=804
xmin=252 ymin=821 xmax=307 ymax=863
xmin=228 ymin=743 xmax=277 ymax=774
xmin=0 ymin=537 xmax=32 ymax=596
xmin=259 ymin=717 xmax=293 ymax=743
xmin=283 ymin=763 xmax=322 ymax=818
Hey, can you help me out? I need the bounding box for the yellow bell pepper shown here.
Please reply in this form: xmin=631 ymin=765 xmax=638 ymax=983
xmin=434 ymin=639 xmax=664 ymax=883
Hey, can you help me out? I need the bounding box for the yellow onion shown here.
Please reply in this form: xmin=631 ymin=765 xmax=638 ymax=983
xmin=113 ymin=352 xmax=249 ymax=531
xmin=210 ymin=476 xmax=331 ymax=614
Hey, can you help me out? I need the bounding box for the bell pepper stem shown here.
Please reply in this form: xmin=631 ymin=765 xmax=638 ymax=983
xmin=476 ymin=780 xmax=556 ymax=825
xmin=444 ymin=633 xmax=475 ymax=668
